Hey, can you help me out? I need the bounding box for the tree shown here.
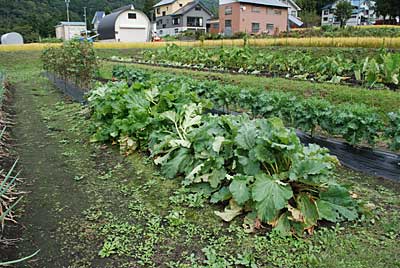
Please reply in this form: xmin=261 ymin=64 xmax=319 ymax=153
xmin=376 ymin=0 xmax=400 ymax=24
xmin=334 ymin=0 xmax=353 ymax=27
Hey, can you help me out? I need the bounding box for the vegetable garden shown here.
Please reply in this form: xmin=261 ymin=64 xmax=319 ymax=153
xmin=138 ymin=45 xmax=400 ymax=89
xmin=1 ymin=40 xmax=399 ymax=267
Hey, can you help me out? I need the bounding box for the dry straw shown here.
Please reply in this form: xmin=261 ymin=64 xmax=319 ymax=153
xmin=0 ymin=37 xmax=399 ymax=51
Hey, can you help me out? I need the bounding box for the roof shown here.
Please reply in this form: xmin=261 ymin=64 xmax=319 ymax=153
xmin=172 ymin=1 xmax=214 ymax=16
xmin=236 ymin=0 xmax=288 ymax=8
xmin=91 ymin=11 xmax=105 ymax=24
xmin=289 ymin=14 xmax=303 ymax=26
xmin=56 ymin=21 xmax=86 ymax=27
xmin=154 ymin=0 xmax=176 ymax=8
xmin=322 ymin=3 xmax=334 ymax=10
xmin=97 ymin=5 xmax=150 ymax=40
xmin=287 ymin=0 xmax=301 ymax=11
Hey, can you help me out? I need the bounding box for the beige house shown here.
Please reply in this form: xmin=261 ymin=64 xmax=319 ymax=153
xmin=55 ymin=22 xmax=86 ymax=40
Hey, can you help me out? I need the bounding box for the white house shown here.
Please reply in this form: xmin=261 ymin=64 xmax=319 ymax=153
xmin=285 ymin=0 xmax=303 ymax=28
xmin=55 ymin=22 xmax=86 ymax=40
xmin=92 ymin=11 xmax=105 ymax=31
xmin=321 ymin=0 xmax=376 ymax=26
xmin=97 ymin=5 xmax=151 ymax=42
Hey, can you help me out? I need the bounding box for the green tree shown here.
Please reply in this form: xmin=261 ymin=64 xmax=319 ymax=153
xmin=334 ymin=0 xmax=353 ymax=27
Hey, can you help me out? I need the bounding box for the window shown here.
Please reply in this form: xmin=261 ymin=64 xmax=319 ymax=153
xmin=160 ymin=30 xmax=163 ymax=34
xmin=252 ymin=23 xmax=260 ymax=33
xmin=267 ymin=8 xmax=274 ymax=15
xmin=225 ymin=6 xmax=232 ymax=15
xmin=173 ymin=17 xmax=180 ymax=25
xmin=291 ymin=10 xmax=296 ymax=16
xmin=162 ymin=24 xmax=166 ymax=28
xmin=195 ymin=5 xmax=202 ymax=11
xmin=225 ymin=20 xmax=232 ymax=27
xmin=175 ymin=28 xmax=179 ymax=33
xmin=323 ymin=17 xmax=328 ymax=21
xmin=323 ymin=10 xmax=329 ymax=15
xmin=274 ymin=9 xmax=282 ymax=15
xmin=157 ymin=8 xmax=160 ymax=14
xmin=212 ymin=23 xmax=219 ymax=29
xmin=252 ymin=6 xmax=260 ymax=13
xmin=266 ymin=23 xmax=274 ymax=31
xmin=187 ymin=17 xmax=203 ymax=27
xmin=157 ymin=19 xmax=162 ymax=25
xmin=162 ymin=11 xmax=166 ymax=16
xmin=128 ymin=13 xmax=137 ymax=19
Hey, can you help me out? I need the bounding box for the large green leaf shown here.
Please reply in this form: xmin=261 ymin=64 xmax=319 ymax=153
xmin=235 ymin=123 xmax=257 ymax=150
xmin=229 ymin=175 xmax=251 ymax=205
xmin=317 ymin=185 xmax=358 ymax=222
xmin=252 ymin=174 xmax=293 ymax=222
xmin=162 ymin=148 xmax=192 ymax=179
xmin=296 ymin=193 xmax=319 ymax=227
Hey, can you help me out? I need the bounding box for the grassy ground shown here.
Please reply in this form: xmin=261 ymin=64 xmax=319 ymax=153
xmin=0 ymin=50 xmax=399 ymax=268
xmin=98 ymin=59 xmax=400 ymax=116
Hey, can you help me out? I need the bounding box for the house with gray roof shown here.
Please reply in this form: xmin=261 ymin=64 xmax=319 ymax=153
xmin=153 ymin=0 xmax=214 ymax=36
xmin=55 ymin=22 xmax=86 ymax=40
xmin=92 ymin=11 xmax=105 ymax=31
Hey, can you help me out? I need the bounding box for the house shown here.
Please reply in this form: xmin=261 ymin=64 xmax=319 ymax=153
xmin=219 ymin=0 xmax=289 ymax=36
xmin=1 ymin=32 xmax=24 ymax=45
xmin=285 ymin=0 xmax=303 ymax=28
xmin=153 ymin=0 xmax=214 ymax=36
xmin=97 ymin=5 xmax=151 ymax=43
xmin=321 ymin=0 xmax=376 ymax=26
xmin=207 ymin=19 xmax=221 ymax=34
xmin=92 ymin=11 xmax=105 ymax=31
xmin=55 ymin=22 xmax=86 ymax=41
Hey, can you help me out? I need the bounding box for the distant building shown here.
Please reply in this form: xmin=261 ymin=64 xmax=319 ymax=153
xmin=92 ymin=11 xmax=106 ymax=31
xmin=286 ymin=0 xmax=303 ymax=28
xmin=207 ymin=19 xmax=220 ymax=34
xmin=219 ymin=0 xmax=289 ymax=36
xmin=1 ymin=32 xmax=24 ymax=45
xmin=97 ymin=5 xmax=151 ymax=42
xmin=321 ymin=0 xmax=376 ymax=26
xmin=153 ymin=0 xmax=213 ymax=36
xmin=55 ymin=22 xmax=86 ymax=41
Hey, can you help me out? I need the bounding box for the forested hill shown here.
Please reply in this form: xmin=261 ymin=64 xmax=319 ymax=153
xmin=0 ymin=0 xmax=219 ymax=42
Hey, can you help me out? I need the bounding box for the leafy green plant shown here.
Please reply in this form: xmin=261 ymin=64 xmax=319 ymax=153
xmin=141 ymin=45 xmax=400 ymax=89
xmin=41 ymin=40 xmax=98 ymax=89
xmin=385 ymin=110 xmax=400 ymax=150
xmin=329 ymin=104 xmax=383 ymax=145
xmin=88 ymin=76 xmax=360 ymax=236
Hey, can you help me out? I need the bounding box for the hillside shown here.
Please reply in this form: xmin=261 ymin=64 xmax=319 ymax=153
xmin=0 ymin=0 xmax=219 ymax=42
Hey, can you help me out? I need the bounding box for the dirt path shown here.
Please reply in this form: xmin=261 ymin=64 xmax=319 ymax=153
xmin=13 ymin=75 xmax=89 ymax=267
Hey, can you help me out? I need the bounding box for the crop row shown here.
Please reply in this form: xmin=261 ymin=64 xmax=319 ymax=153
xmin=112 ymin=66 xmax=400 ymax=151
xmin=141 ymin=45 xmax=400 ymax=89
xmin=89 ymin=70 xmax=360 ymax=236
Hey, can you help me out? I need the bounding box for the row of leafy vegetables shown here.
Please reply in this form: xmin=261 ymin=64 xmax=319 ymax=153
xmin=88 ymin=67 xmax=369 ymax=236
xmin=139 ymin=45 xmax=400 ymax=89
xmin=111 ymin=66 xmax=400 ymax=151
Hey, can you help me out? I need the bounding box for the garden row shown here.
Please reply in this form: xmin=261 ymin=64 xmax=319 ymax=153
xmin=112 ymin=66 xmax=400 ymax=151
xmin=41 ymin=40 xmax=98 ymax=90
xmin=287 ymin=26 xmax=400 ymax=38
xmin=88 ymin=70 xmax=360 ymax=236
xmin=139 ymin=45 xmax=400 ymax=89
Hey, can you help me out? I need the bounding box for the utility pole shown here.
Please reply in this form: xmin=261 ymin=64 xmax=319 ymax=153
xmin=84 ymin=7 xmax=88 ymax=38
xmin=65 ymin=0 xmax=70 ymax=22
